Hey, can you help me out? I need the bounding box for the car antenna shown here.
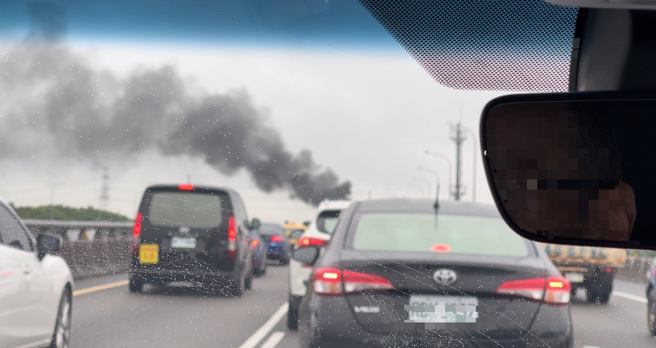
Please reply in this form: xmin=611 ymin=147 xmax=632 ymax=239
xmin=433 ymin=183 xmax=440 ymax=228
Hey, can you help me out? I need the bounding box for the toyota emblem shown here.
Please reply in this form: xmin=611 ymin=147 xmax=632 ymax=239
xmin=433 ymin=269 xmax=457 ymax=286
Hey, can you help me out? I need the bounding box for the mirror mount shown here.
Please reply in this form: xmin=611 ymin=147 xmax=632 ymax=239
xmin=571 ymin=8 xmax=656 ymax=92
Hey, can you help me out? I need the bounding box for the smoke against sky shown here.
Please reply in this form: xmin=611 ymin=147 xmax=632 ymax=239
xmin=0 ymin=40 xmax=351 ymax=206
xmin=0 ymin=1 xmax=501 ymax=221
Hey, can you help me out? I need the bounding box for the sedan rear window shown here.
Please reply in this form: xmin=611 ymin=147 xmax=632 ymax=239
xmin=147 ymin=192 xmax=224 ymax=228
xmin=351 ymin=213 xmax=529 ymax=257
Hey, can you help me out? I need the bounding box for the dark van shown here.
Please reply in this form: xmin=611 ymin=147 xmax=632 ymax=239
xmin=129 ymin=184 xmax=257 ymax=297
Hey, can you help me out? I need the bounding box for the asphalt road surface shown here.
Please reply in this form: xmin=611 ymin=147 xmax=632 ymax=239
xmin=71 ymin=265 xmax=656 ymax=348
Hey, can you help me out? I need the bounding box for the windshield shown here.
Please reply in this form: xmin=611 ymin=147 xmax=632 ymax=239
xmin=0 ymin=1 xmax=651 ymax=348
xmin=350 ymin=213 xmax=529 ymax=257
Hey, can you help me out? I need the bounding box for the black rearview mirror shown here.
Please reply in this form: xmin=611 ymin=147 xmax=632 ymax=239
xmin=292 ymin=246 xmax=320 ymax=265
xmin=481 ymin=91 xmax=656 ymax=249
xmin=36 ymin=233 xmax=61 ymax=260
xmin=251 ymin=218 xmax=261 ymax=230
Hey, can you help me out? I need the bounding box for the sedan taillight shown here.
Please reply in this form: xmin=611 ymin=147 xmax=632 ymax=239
xmin=311 ymin=267 xmax=394 ymax=296
xmin=228 ymin=216 xmax=237 ymax=258
xmin=495 ymin=276 xmax=571 ymax=305
xmin=299 ymin=236 xmax=328 ymax=247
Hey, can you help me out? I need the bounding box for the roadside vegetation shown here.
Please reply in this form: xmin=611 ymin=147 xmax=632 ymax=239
xmin=12 ymin=204 xmax=131 ymax=222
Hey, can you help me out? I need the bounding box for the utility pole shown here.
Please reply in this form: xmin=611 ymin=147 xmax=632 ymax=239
xmin=463 ymin=127 xmax=478 ymax=203
xmin=99 ymin=166 xmax=109 ymax=220
xmin=450 ymin=123 xmax=465 ymax=201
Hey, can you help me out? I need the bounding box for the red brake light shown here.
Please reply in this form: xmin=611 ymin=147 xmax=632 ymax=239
xmin=133 ymin=212 xmax=142 ymax=236
xmin=251 ymin=239 xmax=259 ymax=249
xmin=430 ymin=244 xmax=451 ymax=252
xmin=311 ymin=267 xmax=394 ymax=296
xmin=299 ymin=236 xmax=328 ymax=247
xmin=603 ymin=267 xmax=614 ymax=273
xmin=496 ymin=277 xmax=571 ymax=305
xmin=179 ymin=184 xmax=194 ymax=191
xmin=132 ymin=212 xmax=142 ymax=254
xmin=228 ymin=216 xmax=237 ymax=258
xmin=270 ymin=235 xmax=285 ymax=242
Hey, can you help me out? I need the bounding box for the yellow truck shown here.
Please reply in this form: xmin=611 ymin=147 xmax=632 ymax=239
xmin=539 ymin=243 xmax=627 ymax=304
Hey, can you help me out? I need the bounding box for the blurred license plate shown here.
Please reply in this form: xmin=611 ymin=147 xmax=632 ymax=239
xmin=139 ymin=244 xmax=159 ymax=264
xmin=564 ymin=272 xmax=584 ymax=283
xmin=405 ymin=295 xmax=478 ymax=323
xmin=171 ymin=237 xmax=196 ymax=249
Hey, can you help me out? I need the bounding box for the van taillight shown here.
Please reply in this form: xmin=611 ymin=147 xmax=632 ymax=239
xmin=270 ymin=235 xmax=285 ymax=242
xmin=311 ymin=267 xmax=394 ymax=296
xmin=495 ymin=276 xmax=571 ymax=305
xmin=132 ymin=212 xmax=143 ymax=255
xmin=228 ymin=216 xmax=237 ymax=258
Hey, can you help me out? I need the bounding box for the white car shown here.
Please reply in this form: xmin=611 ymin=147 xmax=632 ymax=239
xmin=0 ymin=199 xmax=74 ymax=348
xmin=287 ymin=199 xmax=352 ymax=330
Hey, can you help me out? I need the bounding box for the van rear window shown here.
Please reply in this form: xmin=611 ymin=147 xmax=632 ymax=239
xmin=147 ymin=192 xmax=224 ymax=228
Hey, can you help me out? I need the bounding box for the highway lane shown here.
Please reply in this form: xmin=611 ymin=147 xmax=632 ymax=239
xmin=71 ymin=265 xmax=289 ymax=348
xmin=569 ymin=279 xmax=656 ymax=348
xmin=72 ymin=268 xmax=655 ymax=348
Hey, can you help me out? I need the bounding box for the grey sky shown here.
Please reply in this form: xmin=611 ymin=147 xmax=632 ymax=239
xmin=0 ymin=40 xmax=505 ymax=223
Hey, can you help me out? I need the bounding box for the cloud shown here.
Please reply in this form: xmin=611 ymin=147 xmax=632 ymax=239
xmin=0 ymin=39 xmax=351 ymax=206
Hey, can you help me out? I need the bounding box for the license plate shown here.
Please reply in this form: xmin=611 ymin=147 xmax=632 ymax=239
xmin=171 ymin=237 xmax=197 ymax=249
xmin=405 ymin=295 xmax=479 ymax=323
xmin=564 ymin=272 xmax=584 ymax=283
xmin=139 ymin=244 xmax=159 ymax=264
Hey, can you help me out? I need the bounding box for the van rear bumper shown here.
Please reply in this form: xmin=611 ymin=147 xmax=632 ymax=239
xmin=130 ymin=268 xmax=235 ymax=284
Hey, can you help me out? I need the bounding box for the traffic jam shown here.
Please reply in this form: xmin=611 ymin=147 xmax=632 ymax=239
xmin=2 ymin=0 xmax=656 ymax=347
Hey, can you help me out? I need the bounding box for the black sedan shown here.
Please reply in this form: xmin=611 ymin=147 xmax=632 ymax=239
xmin=294 ymin=199 xmax=573 ymax=348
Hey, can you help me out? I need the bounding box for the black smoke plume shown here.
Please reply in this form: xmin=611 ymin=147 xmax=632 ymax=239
xmin=0 ymin=2 xmax=351 ymax=206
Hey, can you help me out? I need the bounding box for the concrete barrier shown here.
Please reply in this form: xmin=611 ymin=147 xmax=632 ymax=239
xmin=22 ymin=219 xmax=656 ymax=284
xmin=25 ymin=220 xmax=133 ymax=280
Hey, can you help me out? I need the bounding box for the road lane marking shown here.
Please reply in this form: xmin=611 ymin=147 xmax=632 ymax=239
xmin=238 ymin=303 xmax=287 ymax=348
xmin=261 ymin=331 xmax=285 ymax=348
xmin=614 ymin=291 xmax=648 ymax=304
xmin=15 ymin=339 xmax=51 ymax=348
xmin=73 ymin=280 xmax=129 ymax=296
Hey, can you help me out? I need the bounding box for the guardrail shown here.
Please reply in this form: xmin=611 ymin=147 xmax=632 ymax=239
xmin=22 ymin=219 xmax=656 ymax=285
xmin=25 ymin=220 xmax=134 ymax=280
